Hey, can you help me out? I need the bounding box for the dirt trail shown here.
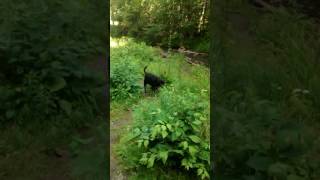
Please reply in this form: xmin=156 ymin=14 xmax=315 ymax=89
xmin=110 ymin=110 xmax=132 ymax=180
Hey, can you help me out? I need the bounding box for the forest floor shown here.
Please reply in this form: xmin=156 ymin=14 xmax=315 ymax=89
xmin=0 ymin=126 xmax=72 ymax=180
xmin=110 ymin=107 xmax=132 ymax=180
xmin=0 ymin=56 xmax=107 ymax=180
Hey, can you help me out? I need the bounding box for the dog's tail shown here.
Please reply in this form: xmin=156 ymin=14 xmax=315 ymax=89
xmin=144 ymin=66 xmax=148 ymax=74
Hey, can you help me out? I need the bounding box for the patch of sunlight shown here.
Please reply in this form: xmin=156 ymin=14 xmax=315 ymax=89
xmin=110 ymin=18 xmax=119 ymax=26
xmin=110 ymin=37 xmax=128 ymax=48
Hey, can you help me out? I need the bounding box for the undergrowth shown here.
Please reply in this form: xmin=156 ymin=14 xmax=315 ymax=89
xmin=213 ymin=3 xmax=320 ymax=179
xmin=0 ymin=0 xmax=107 ymax=179
xmin=111 ymin=37 xmax=210 ymax=179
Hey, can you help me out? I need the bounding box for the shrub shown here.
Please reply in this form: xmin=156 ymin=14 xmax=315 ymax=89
xmin=214 ymin=93 xmax=319 ymax=179
xmin=0 ymin=0 xmax=106 ymax=126
xmin=212 ymin=4 xmax=320 ymax=179
xmin=117 ymin=86 xmax=210 ymax=179
xmin=111 ymin=37 xmax=157 ymax=64
xmin=110 ymin=58 xmax=142 ymax=101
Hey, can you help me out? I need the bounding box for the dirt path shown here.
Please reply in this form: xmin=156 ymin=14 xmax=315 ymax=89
xmin=110 ymin=109 xmax=132 ymax=180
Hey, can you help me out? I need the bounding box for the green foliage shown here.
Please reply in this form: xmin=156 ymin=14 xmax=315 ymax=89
xmin=0 ymin=1 xmax=107 ymax=179
xmin=69 ymin=122 xmax=107 ymax=179
xmin=110 ymin=37 xmax=158 ymax=102
xmin=0 ymin=0 xmax=106 ymax=126
xmin=111 ymin=37 xmax=209 ymax=179
xmin=117 ymin=86 xmax=210 ymax=179
xmin=110 ymin=59 xmax=142 ymax=101
xmin=111 ymin=0 xmax=209 ymax=51
xmin=111 ymin=37 xmax=159 ymax=63
xmin=110 ymin=36 xmax=210 ymax=100
xmin=212 ymin=3 xmax=320 ymax=180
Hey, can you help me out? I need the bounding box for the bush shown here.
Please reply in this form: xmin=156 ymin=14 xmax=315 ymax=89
xmin=110 ymin=59 xmax=142 ymax=101
xmin=215 ymin=93 xmax=319 ymax=179
xmin=212 ymin=4 xmax=320 ymax=179
xmin=111 ymin=37 xmax=158 ymax=64
xmin=117 ymin=86 xmax=210 ymax=179
xmin=0 ymin=0 xmax=106 ymax=126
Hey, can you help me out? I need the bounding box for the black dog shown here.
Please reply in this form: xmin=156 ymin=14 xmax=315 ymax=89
xmin=144 ymin=66 xmax=165 ymax=93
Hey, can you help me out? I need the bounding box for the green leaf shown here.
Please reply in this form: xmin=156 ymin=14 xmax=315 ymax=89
xmin=49 ymin=76 xmax=66 ymax=92
xmin=246 ymin=156 xmax=273 ymax=171
xmin=6 ymin=110 xmax=15 ymax=119
xmin=287 ymin=174 xmax=304 ymax=180
xmin=181 ymin=158 xmax=190 ymax=170
xmin=192 ymin=120 xmax=202 ymax=125
xmin=189 ymin=135 xmax=202 ymax=143
xmin=199 ymin=150 xmax=209 ymax=162
xmin=73 ymin=137 xmax=93 ymax=145
xmin=137 ymin=140 xmax=143 ymax=148
xmin=158 ymin=120 xmax=165 ymax=124
xmin=158 ymin=151 xmax=168 ymax=164
xmin=133 ymin=128 xmax=141 ymax=136
xmin=151 ymin=125 xmax=161 ymax=139
xmin=161 ymin=130 xmax=168 ymax=139
xmin=161 ymin=125 xmax=167 ymax=131
xmin=197 ymin=168 xmax=203 ymax=176
xmin=147 ymin=154 xmax=156 ymax=168
xmin=144 ymin=140 xmax=149 ymax=148
xmin=139 ymin=154 xmax=148 ymax=165
xmin=268 ymin=162 xmax=288 ymax=178
xmin=188 ymin=146 xmax=198 ymax=156
xmin=166 ymin=123 xmax=173 ymax=131
xmin=179 ymin=141 xmax=189 ymax=150
xmin=201 ymin=170 xmax=209 ymax=179
xmin=59 ymin=100 xmax=72 ymax=116
xmin=171 ymin=149 xmax=183 ymax=155
xmin=175 ymin=128 xmax=182 ymax=137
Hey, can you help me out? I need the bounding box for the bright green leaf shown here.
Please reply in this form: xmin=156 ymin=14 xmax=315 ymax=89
xmin=144 ymin=140 xmax=149 ymax=148
xmin=161 ymin=130 xmax=168 ymax=138
xmin=189 ymin=135 xmax=202 ymax=143
xmin=158 ymin=151 xmax=168 ymax=164
xmin=147 ymin=155 xmax=156 ymax=168
xmin=188 ymin=146 xmax=198 ymax=156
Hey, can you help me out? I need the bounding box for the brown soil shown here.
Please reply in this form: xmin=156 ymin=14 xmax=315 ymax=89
xmin=110 ymin=110 xmax=133 ymax=180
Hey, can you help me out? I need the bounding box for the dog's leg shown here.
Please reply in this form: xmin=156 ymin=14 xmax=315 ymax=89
xmin=144 ymin=80 xmax=146 ymax=94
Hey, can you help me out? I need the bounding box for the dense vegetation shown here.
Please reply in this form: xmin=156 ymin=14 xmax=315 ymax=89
xmin=0 ymin=1 xmax=107 ymax=179
xmin=111 ymin=37 xmax=209 ymax=179
xmin=0 ymin=0 xmax=106 ymax=126
xmin=110 ymin=1 xmax=211 ymax=179
xmin=110 ymin=0 xmax=210 ymax=52
xmin=212 ymin=1 xmax=320 ymax=179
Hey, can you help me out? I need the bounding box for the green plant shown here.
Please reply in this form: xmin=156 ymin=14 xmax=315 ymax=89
xmin=110 ymin=0 xmax=209 ymax=51
xmin=212 ymin=2 xmax=320 ymax=179
xmin=0 ymin=1 xmax=107 ymax=179
xmin=110 ymin=58 xmax=142 ymax=101
xmin=118 ymin=86 xmax=210 ymax=179
xmin=0 ymin=0 xmax=106 ymax=126
xmin=69 ymin=122 xmax=107 ymax=180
